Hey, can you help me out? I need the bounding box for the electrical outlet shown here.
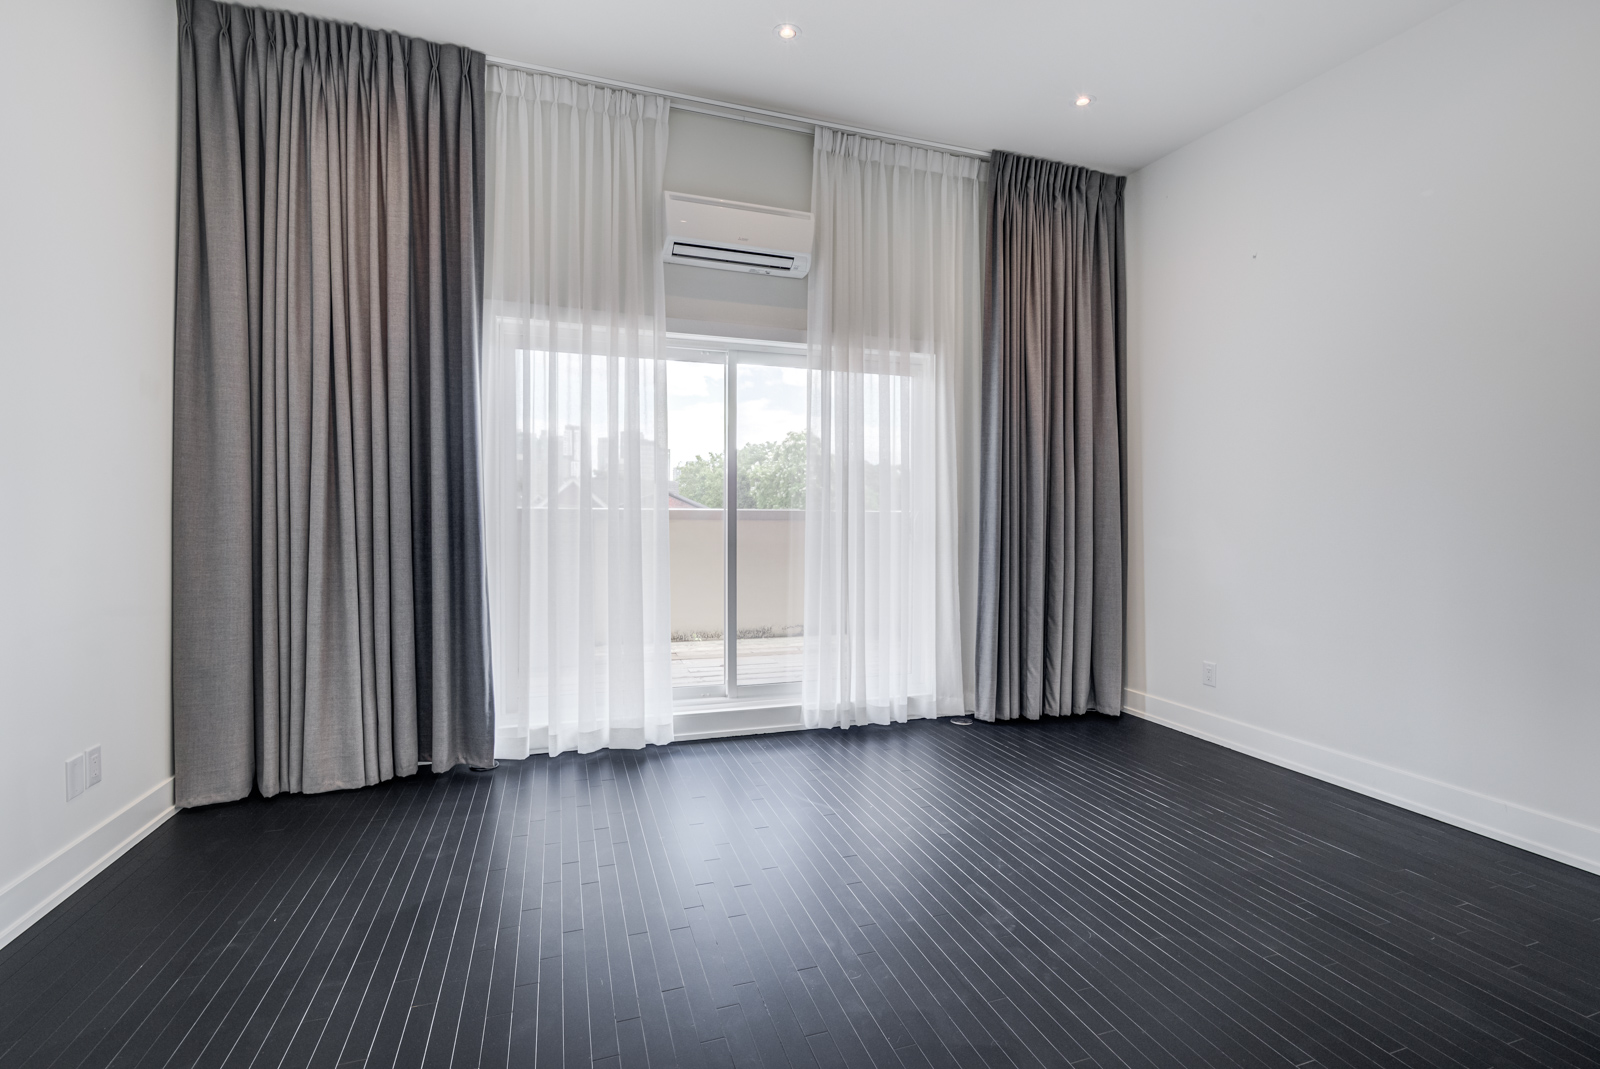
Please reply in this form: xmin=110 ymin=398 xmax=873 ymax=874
xmin=1202 ymin=661 xmax=1218 ymax=688
xmin=86 ymin=746 xmax=102 ymax=787
xmin=66 ymin=754 xmax=86 ymax=800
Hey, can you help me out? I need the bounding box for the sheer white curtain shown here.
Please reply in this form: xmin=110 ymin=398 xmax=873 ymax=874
xmin=481 ymin=67 xmax=673 ymax=758
xmin=803 ymin=129 xmax=985 ymax=729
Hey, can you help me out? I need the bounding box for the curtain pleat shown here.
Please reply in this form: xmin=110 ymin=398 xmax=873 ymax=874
xmin=173 ymin=0 xmax=492 ymax=807
xmin=803 ymin=129 xmax=985 ymax=729
xmin=480 ymin=68 xmax=674 ymax=758
xmin=975 ymin=150 xmax=1126 ymax=723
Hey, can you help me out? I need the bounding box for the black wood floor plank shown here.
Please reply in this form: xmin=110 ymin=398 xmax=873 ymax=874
xmin=198 ymin=789 xmax=413 ymax=1069
xmin=3 ymin=804 xmax=293 ymax=1066
xmin=198 ymin=794 xmax=407 ymax=1069
xmin=4 ymin=715 xmax=1599 ymax=1069
xmin=321 ymin=775 xmax=480 ymax=1069
xmin=835 ymin=770 xmax=1348 ymax=1067
xmin=104 ymin=789 xmax=369 ymax=1069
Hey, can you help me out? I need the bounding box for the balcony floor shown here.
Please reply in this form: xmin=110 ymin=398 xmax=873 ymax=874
xmin=672 ymin=637 xmax=803 ymax=688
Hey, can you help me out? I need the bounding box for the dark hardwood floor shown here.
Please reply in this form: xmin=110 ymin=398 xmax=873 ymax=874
xmin=3 ymin=715 xmax=1598 ymax=1069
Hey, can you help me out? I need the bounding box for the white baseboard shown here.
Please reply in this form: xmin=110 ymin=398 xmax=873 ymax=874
xmin=494 ymin=703 xmax=808 ymax=760
xmin=1123 ymin=689 xmax=1600 ymax=877
xmin=500 ymin=703 xmax=970 ymax=755
xmin=0 ymin=776 xmax=177 ymax=951
xmin=673 ymin=703 xmax=804 ymax=742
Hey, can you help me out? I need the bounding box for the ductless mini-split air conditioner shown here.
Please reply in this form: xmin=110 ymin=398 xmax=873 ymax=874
xmin=662 ymin=191 xmax=813 ymax=278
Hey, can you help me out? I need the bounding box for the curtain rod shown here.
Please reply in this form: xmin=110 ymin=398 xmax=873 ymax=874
xmin=486 ymin=55 xmax=992 ymax=162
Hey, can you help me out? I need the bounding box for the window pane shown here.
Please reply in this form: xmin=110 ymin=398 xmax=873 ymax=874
xmin=667 ymin=357 xmax=725 ymax=691
xmin=735 ymin=360 xmax=806 ymax=687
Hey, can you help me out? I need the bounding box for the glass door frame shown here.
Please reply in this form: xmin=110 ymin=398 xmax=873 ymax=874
xmin=667 ymin=332 xmax=806 ymax=707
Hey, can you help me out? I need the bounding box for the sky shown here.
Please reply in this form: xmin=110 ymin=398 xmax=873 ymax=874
xmin=666 ymin=359 xmax=807 ymax=476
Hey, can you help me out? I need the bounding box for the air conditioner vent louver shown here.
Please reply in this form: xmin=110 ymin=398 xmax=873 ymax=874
xmin=669 ymin=242 xmax=796 ymax=272
xmin=662 ymin=191 xmax=813 ymax=278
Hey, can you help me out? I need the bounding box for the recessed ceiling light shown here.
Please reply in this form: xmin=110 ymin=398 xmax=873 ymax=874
xmin=1075 ymin=94 xmax=1095 ymax=107
xmin=775 ymin=23 xmax=801 ymax=40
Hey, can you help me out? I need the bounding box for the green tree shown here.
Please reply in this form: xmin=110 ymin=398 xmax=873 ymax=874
xmin=673 ymin=451 xmax=725 ymax=508
xmin=739 ymin=431 xmax=807 ymax=509
xmin=671 ymin=431 xmax=809 ymax=510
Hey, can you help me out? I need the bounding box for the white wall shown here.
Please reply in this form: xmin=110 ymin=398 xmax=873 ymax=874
xmin=1125 ymin=0 xmax=1600 ymax=873
xmin=663 ymin=110 xmax=812 ymax=341
xmin=0 ymin=0 xmax=178 ymax=946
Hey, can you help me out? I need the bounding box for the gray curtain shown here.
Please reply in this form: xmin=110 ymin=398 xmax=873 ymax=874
xmin=975 ymin=150 xmax=1125 ymax=723
xmin=173 ymin=0 xmax=493 ymax=807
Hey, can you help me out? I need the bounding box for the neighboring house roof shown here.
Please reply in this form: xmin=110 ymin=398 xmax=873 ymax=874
xmin=527 ymin=478 xmax=608 ymax=510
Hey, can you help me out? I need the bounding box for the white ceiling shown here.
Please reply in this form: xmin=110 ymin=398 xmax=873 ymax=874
xmin=290 ymin=0 xmax=1460 ymax=172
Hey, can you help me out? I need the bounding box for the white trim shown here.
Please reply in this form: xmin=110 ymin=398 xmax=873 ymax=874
xmin=673 ymin=703 xmax=804 ymax=742
xmin=495 ymin=702 xmax=808 ymax=757
xmin=0 ymin=776 xmax=177 ymax=950
xmin=1123 ymin=689 xmax=1600 ymax=877
xmin=485 ymin=56 xmax=992 ymax=161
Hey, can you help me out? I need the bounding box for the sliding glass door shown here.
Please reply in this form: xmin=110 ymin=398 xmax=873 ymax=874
xmin=663 ymin=347 xmax=725 ymax=696
xmin=665 ymin=336 xmax=806 ymax=702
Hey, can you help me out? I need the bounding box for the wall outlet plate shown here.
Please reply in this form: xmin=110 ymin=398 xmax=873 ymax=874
xmin=66 ymin=754 xmax=86 ymax=800
xmin=86 ymin=746 xmax=102 ymax=787
xmin=1203 ymin=661 xmax=1218 ymax=688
